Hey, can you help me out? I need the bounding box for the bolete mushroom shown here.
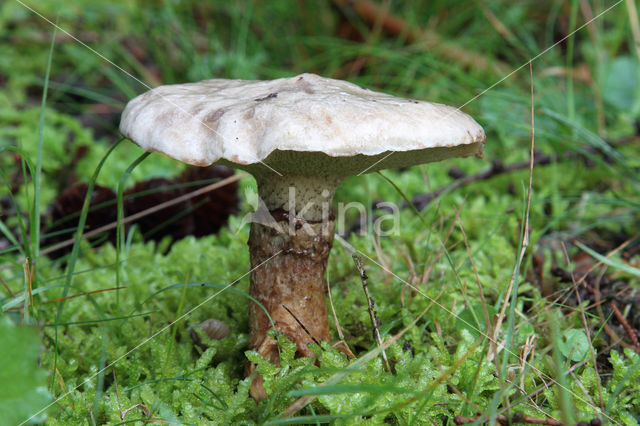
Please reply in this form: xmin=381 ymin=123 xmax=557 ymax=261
xmin=120 ymin=73 xmax=485 ymax=399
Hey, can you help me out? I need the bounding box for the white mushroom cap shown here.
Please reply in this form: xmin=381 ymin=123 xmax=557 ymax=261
xmin=120 ymin=73 xmax=485 ymax=177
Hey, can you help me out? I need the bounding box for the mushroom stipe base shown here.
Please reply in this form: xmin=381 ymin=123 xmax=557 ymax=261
xmin=247 ymin=213 xmax=335 ymax=401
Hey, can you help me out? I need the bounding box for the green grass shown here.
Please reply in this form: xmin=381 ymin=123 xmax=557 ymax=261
xmin=1 ymin=0 xmax=640 ymax=424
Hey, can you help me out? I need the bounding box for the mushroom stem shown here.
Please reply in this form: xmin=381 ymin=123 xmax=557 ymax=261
xmin=246 ymin=175 xmax=340 ymax=400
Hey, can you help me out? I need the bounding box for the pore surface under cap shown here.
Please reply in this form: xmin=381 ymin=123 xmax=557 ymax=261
xmin=120 ymin=73 xmax=485 ymax=175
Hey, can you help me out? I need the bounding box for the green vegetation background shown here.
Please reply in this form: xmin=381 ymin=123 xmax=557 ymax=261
xmin=1 ymin=0 xmax=640 ymax=424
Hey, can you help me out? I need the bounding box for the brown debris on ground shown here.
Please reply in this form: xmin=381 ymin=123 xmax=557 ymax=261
xmin=43 ymin=182 xmax=117 ymax=259
xmin=528 ymin=234 xmax=640 ymax=356
xmin=40 ymin=165 xmax=238 ymax=259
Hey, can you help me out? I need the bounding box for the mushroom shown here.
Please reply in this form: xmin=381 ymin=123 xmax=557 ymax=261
xmin=120 ymin=73 xmax=485 ymax=399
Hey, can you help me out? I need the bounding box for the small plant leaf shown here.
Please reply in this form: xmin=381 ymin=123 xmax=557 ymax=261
xmin=0 ymin=316 xmax=52 ymax=424
xmin=559 ymin=329 xmax=589 ymax=362
xmin=601 ymin=56 xmax=640 ymax=115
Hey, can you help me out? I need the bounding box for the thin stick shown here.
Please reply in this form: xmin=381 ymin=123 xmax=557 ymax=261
xmin=327 ymin=273 xmax=355 ymax=358
xmin=345 ymin=145 xmax=613 ymax=236
xmin=593 ymin=270 xmax=631 ymax=350
xmin=457 ymin=219 xmax=492 ymax=339
xmin=411 ymin=153 xmax=565 ymax=211
xmin=351 ymin=253 xmax=392 ymax=373
xmin=408 ymin=124 xmax=639 ymax=213
xmin=611 ymin=302 xmax=640 ymax=351
xmin=0 ymin=275 xmax=14 ymax=297
xmin=326 ymin=273 xmax=345 ymax=341
xmin=43 ymin=286 xmax=126 ymax=304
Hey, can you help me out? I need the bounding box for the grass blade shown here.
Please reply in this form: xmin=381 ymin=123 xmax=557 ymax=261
xmin=31 ymin=25 xmax=57 ymax=266
xmin=49 ymin=138 xmax=123 ymax=391
xmin=575 ymin=242 xmax=640 ymax=277
xmin=116 ymin=151 xmax=151 ymax=306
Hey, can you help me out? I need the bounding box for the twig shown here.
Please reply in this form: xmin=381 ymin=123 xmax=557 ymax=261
xmin=326 ymin=274 xmax=344 ymax=340
xmin=394 ymin=241 xmax=417 ymax=307
xmin=592 ymin=269 xmax=632 ymax=350
xmin=327 ymin=273 xmax=355 ymax=359
xmin=610 ymin=301 xmax=640 ymax=352
xmin=453 ymin=413 xmax=563 ymax=425
xmin=457 ymin=218 xmax=492 ymax=340
xmin=351 ymin=253 xmax=392 ymax=373
xmin=43 ymin=286 xmax=126 ymax=304
xmin=0 ymin=275 xmax=14 ymax=297
xmin=281 ymin=304 xmax=323 ymax=349
xmin=410 ymin=148 xmax=593 ymax=211
xmin=120 ymin=403 xmax=151 ymax=420
xmin=410 ymin=128 xmax=638 ymax=212
xmin=344 ymin=144 xmax=611 ymax=236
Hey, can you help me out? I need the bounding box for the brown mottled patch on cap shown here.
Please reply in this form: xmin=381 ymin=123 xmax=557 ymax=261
xmin=202 ymin=108 xmax=228 ymax=132
xmin=244 ymin=107 xmax=256 ymax=120
xmin=181 ymin=156 xmax=211 ymax=166
xmin=204 ymin=108 xmax=227 ymax=123
xmin=191 ymin=103 xmax=207 ymax=116
xmin=295 ymin=76 xmax=315 ymax=94
xmin=157 ymin=110 xmax=178 ymax=125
